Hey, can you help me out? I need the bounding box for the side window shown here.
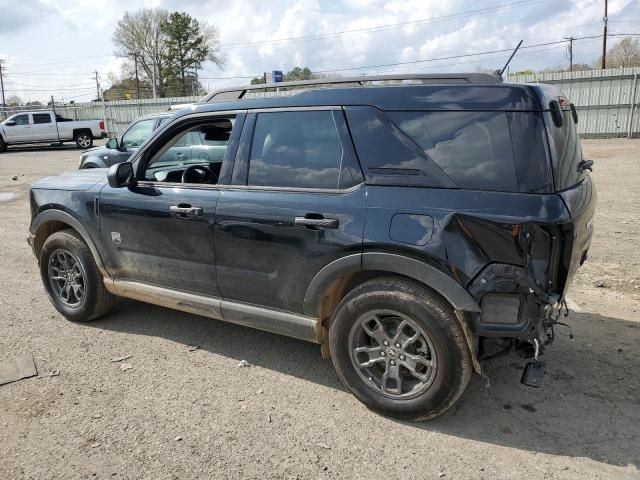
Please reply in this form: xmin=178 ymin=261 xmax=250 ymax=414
xmin=32 ymin=113 xmax=52 ymax=124
xmin=12 ymin=114 xmax=30 ymax=126
xmin=121 ymin=119 xmax=156 ymax=148
xmin=144 ymin=117 xmax=235 ymax=183
xmin=387 ymin=111 xmax=518 ymax=192
xmin=247 ymin=111 xmax=343 ymax=189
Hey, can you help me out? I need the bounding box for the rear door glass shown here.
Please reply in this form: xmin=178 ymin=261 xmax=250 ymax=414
xmin=387 ymin=111 xmax=518 ymax=192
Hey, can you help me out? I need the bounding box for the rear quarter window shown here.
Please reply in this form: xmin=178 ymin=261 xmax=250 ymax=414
xmin=545 ymin=110 xmax=584 ymax=190
xmin=387 ymin=111 xmax=518 ymax=192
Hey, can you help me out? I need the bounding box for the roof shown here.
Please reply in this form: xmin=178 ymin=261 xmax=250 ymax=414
xmin=178 ymin=82 xmax=542 ymax=118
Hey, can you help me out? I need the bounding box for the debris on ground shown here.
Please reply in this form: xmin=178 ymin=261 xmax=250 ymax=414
xmin=594 ymin=280 xmax=609 ymax=288
xmin=0 ymin=355 xmax=38 ymax=386
xmin=187 ymin=345 xmax=199 ymax=352
xmin=316 ymin=443 xmax=331 ymax=450
xmin=119 ymin=363 xmax=133 ymax=372
xmin=49 ymin=370 xmax=60 ymax=377
xmin=11 ymin=175 xmax=18 ymax=181
xmin=174 ymin=436 xmax=182 ymax=442
xmin=110 ymin=355 xmax=132 ymax=363
xmin=238 ymin=360 xmax=251 ymax=368
xmin=91 ymin=413 xmax=103 ymax=419
xmin=91 ymin=443 xmax=102 ymax=448
xmin=267 ymin=413 xmax=272 ymax=423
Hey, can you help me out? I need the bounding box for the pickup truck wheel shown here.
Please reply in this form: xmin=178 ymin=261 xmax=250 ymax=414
xmin=0 ymin=137 xmax=6 ymax=153
xmin=40 ymin=229 xmax=115 ymax=322
xmin=329 ymin=277 xmax=472 ymax=421
xmin=74 ymin=132 xmax=93 ymax=149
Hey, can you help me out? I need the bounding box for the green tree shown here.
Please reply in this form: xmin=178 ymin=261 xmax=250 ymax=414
xmin=161 ymin=12 xmax=223 ymax=96
xmin=284 ymin=67 xmax=313 ymax=81
xmin=113 ymin=8 xmax=171 ymax=97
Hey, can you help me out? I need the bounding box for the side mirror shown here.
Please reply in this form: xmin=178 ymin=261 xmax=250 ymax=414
xmin=107 ymin=162 xmax=134 ymax=188
xmin=105 ymin=137 xmax=119 ymax=149
xmin=570 ymin=103 xmax=578 ymax=124
xmin=5 ymin=120 xmax=16 ymax=126
xmin=549 ymin=100 xmax=563 ymax=128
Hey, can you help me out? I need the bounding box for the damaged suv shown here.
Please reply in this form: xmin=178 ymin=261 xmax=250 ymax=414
xmin=28 ymin=74 xmax=596 ymax=420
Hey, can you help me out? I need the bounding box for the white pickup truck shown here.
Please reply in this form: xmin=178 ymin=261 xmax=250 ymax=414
xmin=0 ymin=111 xmax=107 ymax=152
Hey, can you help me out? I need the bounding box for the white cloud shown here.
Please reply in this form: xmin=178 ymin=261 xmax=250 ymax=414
xmin=1 ymin=0 xmax=639 ymax=101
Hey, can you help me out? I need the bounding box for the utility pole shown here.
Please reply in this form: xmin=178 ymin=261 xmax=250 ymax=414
xmin=565 ymin=37 xmax=574 ymax=72
xmin=151 ymin=62 xmax=157 ymax=99
xmin=94 ymin=70 xmax=101 ymax=101
xmin=133 ymin=54 xmax=141 ymax=100
xmin=601 ymin=0 xmax=608 ymax=69
xmin=0 ymin=59 xmax=6 ymax=108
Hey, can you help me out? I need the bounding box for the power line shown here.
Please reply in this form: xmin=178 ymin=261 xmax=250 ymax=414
xmin=220 ymin=0 xmax=549 ymax=49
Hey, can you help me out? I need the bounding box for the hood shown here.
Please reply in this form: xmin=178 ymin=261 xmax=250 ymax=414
xmin=80 ymin=145 xmax=110 ymax=159
xmin=31 ymin=168 xmax=108 ymax=191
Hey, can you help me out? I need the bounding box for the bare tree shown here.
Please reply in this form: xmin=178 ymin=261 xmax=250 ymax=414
xmin=595 ymin=37 xmax=640 ymax=69
xmin=113 ymin=8 xmax=171 ymax=97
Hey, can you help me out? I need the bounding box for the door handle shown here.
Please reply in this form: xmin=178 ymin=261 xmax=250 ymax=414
xmin=170 ymin=205 xmax=203 ymax=218
xmin=294 ymin=215 xmax=339 ymax=230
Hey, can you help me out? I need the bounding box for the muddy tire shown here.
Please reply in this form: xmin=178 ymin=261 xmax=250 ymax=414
xmin=329 ymin=277 xmax=472 ymax=421
xmin=39 ymin=229 xmax=114 ymax=322
xmin=74 ymin=131 xmax=93 ymax=149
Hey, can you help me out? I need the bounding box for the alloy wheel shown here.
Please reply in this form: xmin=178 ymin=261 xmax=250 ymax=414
xmin=47 ymin=248 xmax=86 ymax=307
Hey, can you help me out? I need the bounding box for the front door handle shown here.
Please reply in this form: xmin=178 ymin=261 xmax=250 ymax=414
xmin=294 ymin=216 xmax=339 ymax=230
xmin=170 ymin=205 xmax=203 ymax=218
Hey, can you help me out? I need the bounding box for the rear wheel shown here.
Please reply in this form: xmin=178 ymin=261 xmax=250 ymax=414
xmin=74 ymin=131 xmax=93 ymax=149
xmin=329 ymin=277 xmax=472 ymax=421
xmin=40 ymin=229 xmax=114 ymax=322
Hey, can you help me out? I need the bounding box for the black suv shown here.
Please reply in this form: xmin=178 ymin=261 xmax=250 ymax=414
xmin=28 ymin=74 xmax=596 ymax=420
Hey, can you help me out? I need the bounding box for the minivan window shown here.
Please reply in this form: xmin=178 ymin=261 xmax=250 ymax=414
xmin=32 ymin=113 xmax=52 ymax=124
xmin=387 ymin=111 xmax=518 ymax=192
xmin=248 ymin=111 xmax=342 ymax=189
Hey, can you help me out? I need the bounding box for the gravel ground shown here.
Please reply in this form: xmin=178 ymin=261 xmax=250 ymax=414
xmin=0 ymin=139 xmax=639 ymax=480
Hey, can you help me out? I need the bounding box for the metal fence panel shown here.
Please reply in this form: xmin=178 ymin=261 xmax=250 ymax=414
xmin=507 ymin=67 xmax=640 ymax=137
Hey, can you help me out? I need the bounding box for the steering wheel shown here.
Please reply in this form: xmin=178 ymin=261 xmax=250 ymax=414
xmin=182 ymin=164 xmax=217 ymax=184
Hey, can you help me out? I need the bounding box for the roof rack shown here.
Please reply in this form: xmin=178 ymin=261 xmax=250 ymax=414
xmin=201 ymin=73 xmax=501 ymax=103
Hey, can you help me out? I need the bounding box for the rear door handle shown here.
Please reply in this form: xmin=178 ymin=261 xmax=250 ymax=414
xmin=170 ymin=205 xmax=203 ymax=218
xmin=294 ymin=216 xmax=339 ymax=230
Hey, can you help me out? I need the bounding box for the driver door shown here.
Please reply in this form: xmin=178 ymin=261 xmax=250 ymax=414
xmin=98 ymin=113 xmax=243 ymax=297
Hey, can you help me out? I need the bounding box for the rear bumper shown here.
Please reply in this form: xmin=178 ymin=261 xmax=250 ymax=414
xmin=96 ymin=131 xmax=108 ymax=139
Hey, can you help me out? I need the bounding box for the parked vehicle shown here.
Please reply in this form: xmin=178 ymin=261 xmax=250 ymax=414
xmin=0 ymin=111 xmax=106 ymax=152
xmin=28 ymin=74 xmax=596 ymax=420
xmin=79 ymin=113 xmax=173 ymax=169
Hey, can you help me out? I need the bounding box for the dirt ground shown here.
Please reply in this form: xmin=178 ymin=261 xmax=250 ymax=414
xmin=0 ymin=139 xmax=638 ymax=480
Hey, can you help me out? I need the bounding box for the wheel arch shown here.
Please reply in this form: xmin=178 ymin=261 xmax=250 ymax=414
xmin=31 ymin=209 xmax=108 ymax=276
xmin=304 ymin=252 xmax=482 ymax=372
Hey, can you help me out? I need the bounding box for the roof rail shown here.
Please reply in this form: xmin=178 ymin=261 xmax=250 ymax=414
xmin=201 ymin=73 xmax=501 ymax=103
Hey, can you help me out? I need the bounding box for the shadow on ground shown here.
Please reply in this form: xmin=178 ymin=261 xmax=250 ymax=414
xmin=89 ymin=301 xmax=640 ymax=468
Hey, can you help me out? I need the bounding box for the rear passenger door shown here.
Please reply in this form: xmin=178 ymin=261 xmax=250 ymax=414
xmin=214 ymin=108 xmax=366 ymax=315
xmin=31 ymin=113 xmax=56 ymax=141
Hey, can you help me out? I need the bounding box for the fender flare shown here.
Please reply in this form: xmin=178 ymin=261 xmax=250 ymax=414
xmin=30 ymin=209 xmax=108 ymax=275
xmin=80 ymin=155 xmax=106 ymax=169
xmin=303 ymin=252 xmax=481 ymax=317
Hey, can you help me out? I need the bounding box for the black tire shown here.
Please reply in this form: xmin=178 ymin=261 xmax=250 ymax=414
xmin=329 ymin=277 xmax=472 ymax=421
xmin=0 ymin=137 xmax=6 ymax=153
xmin=40 ymin=229 xmax=115 ymax=322
xmin=74 ymin=131 xmax=93 ymax=149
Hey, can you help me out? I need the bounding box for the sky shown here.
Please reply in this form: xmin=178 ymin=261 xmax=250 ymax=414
xmin=0 ymin=0 xmax=638 ymax=103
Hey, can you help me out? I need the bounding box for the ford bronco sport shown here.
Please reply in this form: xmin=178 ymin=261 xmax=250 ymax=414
xmin=28 ymin=74 xmax=596 ymax=420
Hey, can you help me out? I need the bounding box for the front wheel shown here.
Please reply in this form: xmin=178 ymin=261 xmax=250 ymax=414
xmin=0 ymin=137 xmax=6 ymax=153
xmin=329 ymin=277 xmax=472 ymax=421
xmin=40 ymin=229 xmax=114 ymax=322
xmin=74 ymin=131 xmax=93 ymax=149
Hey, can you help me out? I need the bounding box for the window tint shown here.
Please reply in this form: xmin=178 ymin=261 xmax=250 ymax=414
xmin=545 ymin=110 xmax=584 ymax=190
xmin=122 ymin=119 xmax=156 ymax=148
xmin=12 ymin=114 xmax=30 ymax=125
xmin=248 ymin=111 xmax=343 ymax=189
xmin=32 ymin=113 xmax=52 ymax=124
xmin=387 ymin=111 xmax=518 ymax=192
